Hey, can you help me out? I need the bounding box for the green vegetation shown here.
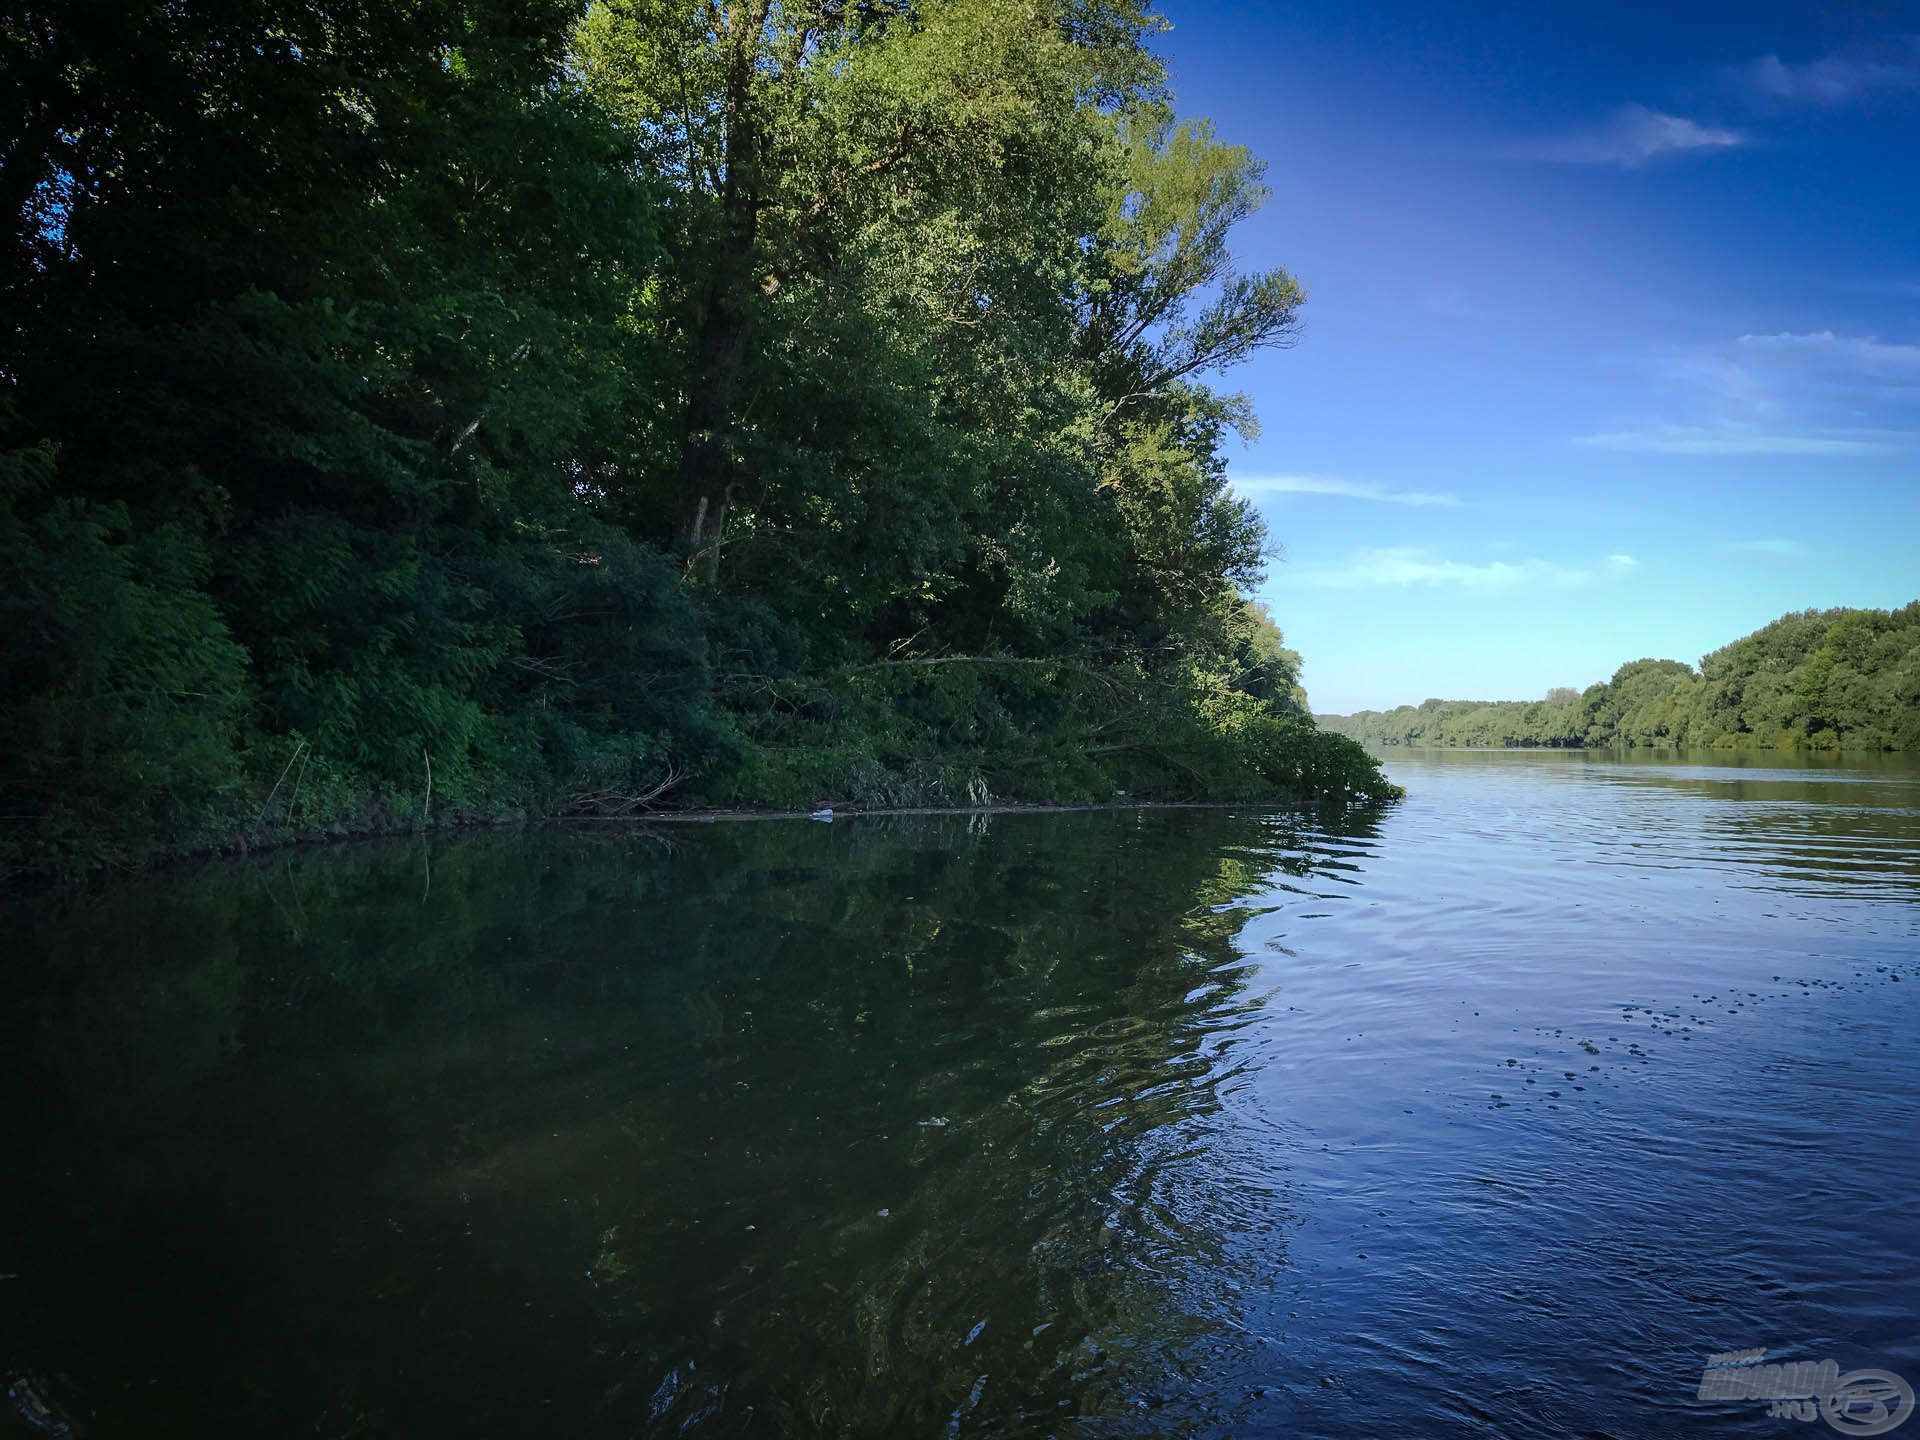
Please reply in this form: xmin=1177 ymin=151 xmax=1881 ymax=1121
xmin=1 ymin=1 xmax=1395 ymax=880
xmin=1321 ymin=604 xmax=1920 ymax=752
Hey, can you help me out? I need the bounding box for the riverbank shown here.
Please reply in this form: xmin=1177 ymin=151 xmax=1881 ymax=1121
xmin=6 ymin=787 xmax=1404 ymax=900
xmin=5 ymin=707 xmax=1404 ymax=889
xmin=589 ymin=795 xmax=1394 ymax=824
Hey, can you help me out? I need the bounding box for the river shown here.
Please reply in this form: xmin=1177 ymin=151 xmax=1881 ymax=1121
xmin=3 ymin=750 xmax=1916 ymax=1437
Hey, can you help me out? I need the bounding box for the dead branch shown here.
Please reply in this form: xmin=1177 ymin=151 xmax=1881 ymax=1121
xmin=568 ymin=764 xmax=686 ymax=817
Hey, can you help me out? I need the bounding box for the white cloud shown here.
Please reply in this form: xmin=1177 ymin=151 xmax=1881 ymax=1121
xmin=1605 ymin=553 xmax=1640 ymax=568
xmin=1726 ymin=538 xmax=1808 ymax=557
xmin=1586 ymin=331 xmax=1920 ymax=455
xmin=1739 ymin=43 xmax=1920 ymax=105
xmin=1573 ymin=426 xmax=1891 ymax=456
xmin=1735 ymin=330 xmax=1920 ymax=383
xmin=1519 ymin=105 xmax=1744 ymax=167
xmin=1231 ymin=475 xmax=1461 ymax=507
xmin=1276 ymin=546 xmax=1628 ymax=592
xmin=1657 ymin=351 xmax=1775 ymax=412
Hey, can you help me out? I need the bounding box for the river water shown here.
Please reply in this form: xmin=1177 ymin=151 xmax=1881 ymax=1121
xmin=3 ymin=751 xmax=1916 ymax=1437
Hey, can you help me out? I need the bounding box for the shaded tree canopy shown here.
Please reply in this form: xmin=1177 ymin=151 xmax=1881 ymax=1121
xmin=0 ymin=0 xmax=1394 ymax=880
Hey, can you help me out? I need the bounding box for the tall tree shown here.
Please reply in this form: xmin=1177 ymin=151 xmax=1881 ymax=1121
xmin=575 ymin=0 xmax=1165 ymax=578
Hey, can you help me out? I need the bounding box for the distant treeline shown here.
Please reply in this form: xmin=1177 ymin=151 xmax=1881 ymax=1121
xmin=1320 ymin=604 xmax=1920 ymax=752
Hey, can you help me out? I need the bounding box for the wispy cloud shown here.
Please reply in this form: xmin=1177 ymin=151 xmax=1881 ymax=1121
xmin=1735 ymin=330 xmax=1920 ymax=384
xmin=1605 ymin=553 xmax=1640 ymax=568
xmin=1277 ymin=547 xmax=1629 ymax=592
xmin=1518 ymin=105 xmax=1744 ymax=167
xmin=1580 ymin=329 xmax=1920 ymax=456
xmin=1574 ymin=426 xmax=1891 ymax=456
xmin=1725 ymin=538 xmax=1808 ymax=557
xmin=1231 ymin=475 xmax=1461 ymax=507
xmin=1735 ymin=40 xmax=1920 ymax=106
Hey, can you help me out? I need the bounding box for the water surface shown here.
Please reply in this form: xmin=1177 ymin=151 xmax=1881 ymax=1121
xmin=4 ymin=751 xmax=1916 ymax=1437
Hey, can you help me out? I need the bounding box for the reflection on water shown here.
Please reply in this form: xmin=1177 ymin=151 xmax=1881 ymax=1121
xmin=2 ymin=752 xmax=1917 ymax=1438
xmin=0 ymin=814 xmax=1345 ymax=1437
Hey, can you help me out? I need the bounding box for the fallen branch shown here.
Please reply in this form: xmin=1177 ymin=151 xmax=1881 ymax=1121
xmin=256 ymin=740 xmax=308 ymax=826
xmin=569 ymin=764 xmax=685 ymax=817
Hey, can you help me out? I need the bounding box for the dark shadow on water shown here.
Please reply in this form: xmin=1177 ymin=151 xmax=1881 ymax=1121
xmin=1 ymin=808 xmax=1375 ymax=1437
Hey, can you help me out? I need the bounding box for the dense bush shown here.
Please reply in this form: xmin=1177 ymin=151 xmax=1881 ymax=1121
xmin=1 ymin=0 xmax=1396 ymax=881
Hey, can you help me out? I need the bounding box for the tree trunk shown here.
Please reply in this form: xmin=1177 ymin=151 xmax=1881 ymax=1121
xmin=676 ymin=280 xmax=752 ymax=582
xmin=676 ymin=1 xmax=766 ymax=584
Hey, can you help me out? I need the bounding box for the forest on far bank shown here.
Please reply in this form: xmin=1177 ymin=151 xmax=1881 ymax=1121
xmin=1320 ymin=604 xmax=1920 ymax=752
xmin=2 ymin=0 xmax=1397 ymax=883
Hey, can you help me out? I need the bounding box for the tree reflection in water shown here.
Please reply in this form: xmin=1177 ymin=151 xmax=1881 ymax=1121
xmin=3 ymin=808 xmax=1379 ymax=1437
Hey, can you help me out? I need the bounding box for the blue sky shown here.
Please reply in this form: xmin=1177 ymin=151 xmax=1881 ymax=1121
xmin=1156 ymin=2 xmax=1920 ymax=712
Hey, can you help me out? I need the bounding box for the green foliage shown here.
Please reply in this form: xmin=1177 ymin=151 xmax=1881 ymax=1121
xmin=1322 ymin=604 xmax=1920 ymax=753
xmin=1 ymin=438 xmax=249 ymax=871
xmin=2 ymin=0 xmax=1394 ymax=881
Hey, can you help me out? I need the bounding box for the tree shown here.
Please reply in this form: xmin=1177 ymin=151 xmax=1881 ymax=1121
xmin=1319 ymin=605 xmax=1920 ymax=753
xmin=1 ymin=0 xmax=1403 ymax=880
xmin=575 ymin=0 xmax=1166 ymax=579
